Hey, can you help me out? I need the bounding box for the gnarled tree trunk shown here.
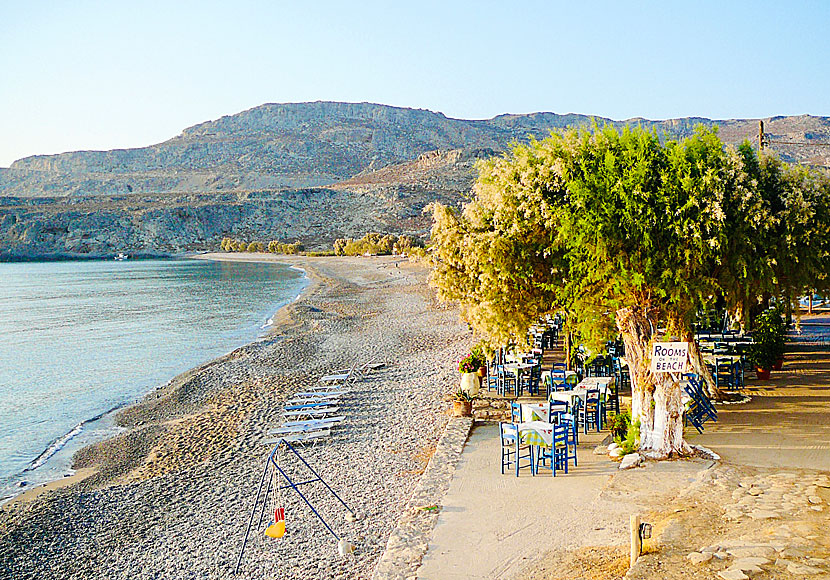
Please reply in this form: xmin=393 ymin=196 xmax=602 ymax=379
xmin=616 ymin=306 xmax=691 ymax=459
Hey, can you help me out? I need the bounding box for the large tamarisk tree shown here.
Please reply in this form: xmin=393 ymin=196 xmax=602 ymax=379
xmin=429 ymin=125 xmax=806 ymax=458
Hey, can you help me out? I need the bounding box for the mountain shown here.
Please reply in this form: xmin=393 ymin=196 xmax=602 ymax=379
xmin=1 ymin=102 xmax=829 ymax=259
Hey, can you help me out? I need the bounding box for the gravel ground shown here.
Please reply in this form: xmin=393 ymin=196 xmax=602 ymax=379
xmin=0 ymin=254 xmax=471 ymax=580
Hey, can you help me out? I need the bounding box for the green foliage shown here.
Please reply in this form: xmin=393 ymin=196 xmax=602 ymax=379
xmin=458 ymin=350 xmax=485 ymax=373
xmin=267 ymin=240 xmax=304 ymax=254
xmin=332 ymin=232 xmax=423 ymax=256
xmin=615 ymin=418 xmax=640 ymax=456
xmin=610 ymin=410 xmax=631 ymax=440
xmin=452 ymin=388 xmax=476 ymax=402
xmin=429 ymin=124 xmax=830 ymax=350
xmin=747 ymin=308 xmax=786 ymax=369
xmin=220 ymin=237 xmax=303 ymax=254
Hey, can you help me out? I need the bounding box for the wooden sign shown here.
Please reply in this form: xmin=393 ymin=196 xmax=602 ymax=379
xmin=649 ymin=342 xmax=689 ymax=373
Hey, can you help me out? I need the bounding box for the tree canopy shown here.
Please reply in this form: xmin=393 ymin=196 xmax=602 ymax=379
xmin=429 ymin=124 xmax=830 ymax=457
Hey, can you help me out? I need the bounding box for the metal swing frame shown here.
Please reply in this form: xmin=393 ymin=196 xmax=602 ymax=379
xmin=234 ymin=439 xmax=355 ymax=574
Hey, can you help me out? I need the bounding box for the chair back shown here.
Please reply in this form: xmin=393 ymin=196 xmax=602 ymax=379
xmin=499 ymin=421 xmax=518 ymax=444
xmin=585 ymin=388 xmax=600 ymax=405
xmin=552 ymin=424 xmax=568 ymax=448
xmin=510 ymin=401 xmax=522 ymax=423
xmin=548 ymin=399 xmax=569 ymax=415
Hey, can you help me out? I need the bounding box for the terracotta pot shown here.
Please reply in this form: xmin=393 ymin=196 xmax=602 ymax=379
xmin=453 ymin=400 xmax=473 ymax=417
xmin=772 ymin=359 xmax=784 ymax=371
xmin=756 ymin=367 xmax=771 ymax=380
xmin=478 ymin=366 xmax=487 ymax=377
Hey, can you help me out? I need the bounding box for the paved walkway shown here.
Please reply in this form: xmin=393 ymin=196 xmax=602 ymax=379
xmin=688 ymin=346 xmax=830 ymax=471
xmin=416 ymin=426 xmax=624 ymax=580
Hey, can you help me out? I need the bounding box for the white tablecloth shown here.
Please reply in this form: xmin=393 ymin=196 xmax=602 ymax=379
xmin=520 ymin=402 xmax=550 ymax=422
xmin=518 ymin=420 xmax=553 ymax=447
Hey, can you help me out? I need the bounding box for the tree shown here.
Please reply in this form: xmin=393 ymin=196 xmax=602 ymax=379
xmin=429 ymin=125 xmax=829 ymax=458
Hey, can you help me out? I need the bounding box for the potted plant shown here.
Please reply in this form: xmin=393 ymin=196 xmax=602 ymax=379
xmin=458 ymin=351 xmax=484 ymax=395
xmin=451 ymin=389 xmax=475 ymax=417
xmin=747 ymin=308 xmax=786 ymax=379
xmin=471 ymin=344 xmax=488 ymax=377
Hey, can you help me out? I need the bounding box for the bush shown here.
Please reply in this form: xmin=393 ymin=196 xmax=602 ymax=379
xmin=613 ymin=413 xmax=640 ymax=455
xmin=332 ymin=233 xmax=423 ymax=256
xmin=747 ymin=308 xmax=785 ymax=369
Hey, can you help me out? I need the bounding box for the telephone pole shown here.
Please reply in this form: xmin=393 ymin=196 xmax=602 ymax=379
xmin=759 ymin=120 xmax=766 ymax=152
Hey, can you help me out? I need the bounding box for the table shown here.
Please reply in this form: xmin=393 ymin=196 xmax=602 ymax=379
xmin=518 ymin=420 xmax=553 ymax=447
xmin=540 ymin=369 xmax=577 ymax=385
xmin=520 ymin=402 xmax=550 ymax=422
xmin=548 ymin=377 xmax=615 ymax=408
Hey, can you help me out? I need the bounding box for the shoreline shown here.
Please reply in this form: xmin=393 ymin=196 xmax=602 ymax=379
xmin=0 ymin=253 xmax=471 ymax=579
xmin=1 ymin=254 xmax=310 ymax=508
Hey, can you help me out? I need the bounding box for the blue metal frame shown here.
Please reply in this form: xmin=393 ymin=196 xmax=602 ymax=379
xmin=234 ymin=439 xmax=355 ymax=574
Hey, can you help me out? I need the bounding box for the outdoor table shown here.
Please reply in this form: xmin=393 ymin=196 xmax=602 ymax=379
xmin=520 ymin=402 xmax=550 ymax=422
xmin=518 ymin=420 xmax=553 ymax=447
xmin=548 ymin=377 xmax=615 ymax=408
xmin=540 ymin=369 xmax=577 ymax=385
xmin=504 ymin=362 xmax=536 ymax=376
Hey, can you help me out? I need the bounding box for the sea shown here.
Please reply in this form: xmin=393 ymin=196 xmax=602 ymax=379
xmin=0 ymin=257 xmax=306 ymax=502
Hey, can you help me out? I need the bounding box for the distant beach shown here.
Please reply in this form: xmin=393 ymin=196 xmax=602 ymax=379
xmin=0 ymin=254 xmax=470 ymax=579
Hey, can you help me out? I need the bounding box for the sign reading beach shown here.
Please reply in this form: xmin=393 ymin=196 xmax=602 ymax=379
xmin=650 ymin=341 xmax=689 ymax=373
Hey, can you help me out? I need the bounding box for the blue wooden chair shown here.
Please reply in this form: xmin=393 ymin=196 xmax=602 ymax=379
xmin=510 ymin=401 xmax=522 ymax=423
xmin=498 ymin=366 xmax=518 ymax=397
xmin=499 ymin=422 xmax=534 ymax=476
xmin=580 ymin=389 xmax=602 ymax=433
xmin=535 ymin=424 xmax=569 ymax=476
xmin=560 ymin=412 xmax=578 ymax=468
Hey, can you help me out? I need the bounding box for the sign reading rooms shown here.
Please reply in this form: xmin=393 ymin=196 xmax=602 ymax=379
xmin=649 ymin=341 xmax=689 ymax=373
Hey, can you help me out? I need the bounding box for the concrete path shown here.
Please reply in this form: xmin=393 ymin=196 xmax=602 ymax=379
xmin=688 ymin=346 xmax=830 ymax=471
xmin=416 ymin=425 xmax=626 ymax=580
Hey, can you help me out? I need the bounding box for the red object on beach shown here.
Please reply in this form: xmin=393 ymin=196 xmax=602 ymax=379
xmin=275 ymin=507 xmax=285 ymax=522
xmin=756 ymin=367 xmax=771 ymax=380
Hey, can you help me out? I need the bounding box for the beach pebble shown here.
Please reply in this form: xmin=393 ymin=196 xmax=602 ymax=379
xmin=619 ymin=453 xmax=643 ymax=470
xmin=686 ymin=552 xmax=712 ymax=564
xmin=718 ymin=569 xmax=748 ymax=580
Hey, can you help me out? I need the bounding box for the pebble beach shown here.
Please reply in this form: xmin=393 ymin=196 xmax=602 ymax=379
xmin=0 ymin=254 xmax=470 ymax=580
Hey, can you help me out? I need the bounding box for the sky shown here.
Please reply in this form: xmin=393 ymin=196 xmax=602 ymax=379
xmin=1 ymin=0 xmax=828 ymax=167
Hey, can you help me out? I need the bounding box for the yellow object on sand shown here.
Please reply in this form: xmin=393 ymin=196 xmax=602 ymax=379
xmin=265 ymin=520 xmax=285 ymax=538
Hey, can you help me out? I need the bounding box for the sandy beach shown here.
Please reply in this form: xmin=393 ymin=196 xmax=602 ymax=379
xmin=0 ymin=254 xmax=471 ymax=579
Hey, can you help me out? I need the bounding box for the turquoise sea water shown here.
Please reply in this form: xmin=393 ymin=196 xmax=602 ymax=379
xmin=0 ymin=258 xmax=305 ymax=500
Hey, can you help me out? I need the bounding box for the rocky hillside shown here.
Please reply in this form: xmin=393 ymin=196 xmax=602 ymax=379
xmin=1 ymin=102 xmax=829 ymax=259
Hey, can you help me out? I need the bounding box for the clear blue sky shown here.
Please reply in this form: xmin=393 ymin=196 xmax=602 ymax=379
xmin=1 ymin=0 xmax=828 ymax=167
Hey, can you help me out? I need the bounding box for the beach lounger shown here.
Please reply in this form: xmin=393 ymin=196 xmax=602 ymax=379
xmin=319 ymin=363 xmax=358 ymax=384
xmin=261 ymin=429 xmax=330 ymax=445
xmin=287 ymin=393 xmax=342 ymax=403
xmin=283 ymin=407 xmax=340 ymax=419
xmin=282 ymin=415 xmax=345 ymax=428
xmin=284 ymin=401 xmax=341 ymax=411
xmin=270 ymin=423 xmax=333 ymax=435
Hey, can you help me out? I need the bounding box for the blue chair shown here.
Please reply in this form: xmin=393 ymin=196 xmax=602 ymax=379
xmin=485 ymin=360 xmax=499 ymax=391
xmin=510 ymin=401 xmax=522 ymax=423
xmin=535 ymin=424 xmax=569 ymax=476
xmin=499 ymin=422 xmax=534 ymax=476
xmin=548 ymin=399 xmax=569 ymax=416
xmin=580 ymin=389 xmax=602 ymax=433
xmin=498 ymin=366 xmax=518 ymax=397
xmin=547 ymin=367 xmax=567 ymax=397
xmin=560 ymin=412 xmax=579 ymax=468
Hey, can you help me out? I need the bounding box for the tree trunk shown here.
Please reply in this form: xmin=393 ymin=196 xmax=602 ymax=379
xmin=616 ymin=306 xmax=691 ymax=459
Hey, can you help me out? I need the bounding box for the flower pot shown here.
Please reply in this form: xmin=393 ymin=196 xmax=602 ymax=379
xmin=460 ymin=372 xmax=480 ymax=396
xmin=772 ymin=358 xmax=784 ymax=371
xmin=756 ymin=367 xmax=771 ymax=380
xmin=478 ymin=366 xmax=487 ymax=377
xmin=453 ymin=400 xmax=473 ymax=417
